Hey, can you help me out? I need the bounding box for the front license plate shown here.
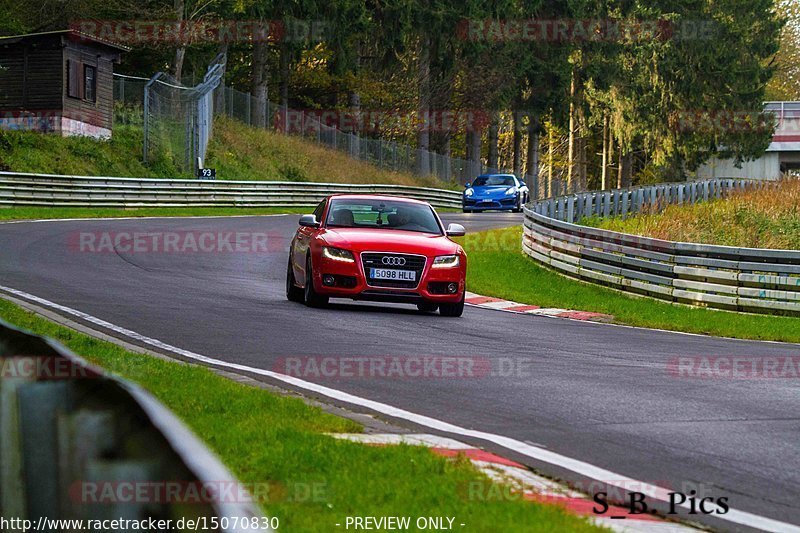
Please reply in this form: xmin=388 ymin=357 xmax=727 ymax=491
xmin=370 ymin=268 xmax=416 ymax=281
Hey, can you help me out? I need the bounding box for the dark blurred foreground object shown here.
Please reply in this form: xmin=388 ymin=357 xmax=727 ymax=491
xmin=0 ymin=318 xmax=267 ymax=532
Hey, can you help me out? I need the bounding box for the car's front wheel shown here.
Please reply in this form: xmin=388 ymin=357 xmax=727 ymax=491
xmin=439 ymin=292 xmax=465 ymax=317
xmin=304 ymin=254 xmax=329 ymax=308
xmin=286 ymin=256 xmax=304 ymax=303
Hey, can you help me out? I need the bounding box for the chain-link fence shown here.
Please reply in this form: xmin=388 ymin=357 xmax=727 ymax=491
xmin=116 ymin=55 xmax=531 ymax=187
xmin=211 ymin=81 xmax=508 ymax=185
xmin=136 ymin=54 xmax=224 ymax=173
xmin=113 ymin=74 xmax=147 ymax=127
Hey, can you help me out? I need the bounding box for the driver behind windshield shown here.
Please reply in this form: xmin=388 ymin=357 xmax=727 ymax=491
xmin=326 ymin=199 xmax=442 ymax=234
xmin=474 ymin=175 xmax=514 ymax=187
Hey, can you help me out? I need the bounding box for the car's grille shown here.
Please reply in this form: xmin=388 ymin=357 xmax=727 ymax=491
xmin=361 ymin=252 xmax=426 ymax=289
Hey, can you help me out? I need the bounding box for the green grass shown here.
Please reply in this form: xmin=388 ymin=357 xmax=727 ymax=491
xmin=206 ymin=117 xmax=458 ymax=189
xmin=0 ymin=116 xmax=458 ymax=190
xmin=0 ymin=298 xmax=602 ymax=532
xmin=0 ymin=125 xmax=179 ymax=178
xmin=583 ymin=178 xmax=800 ymax=249
xmin=0 ymin=206 xmax=312 ymax=221
xmin=462 ymin=227 xmax=800 ymax=343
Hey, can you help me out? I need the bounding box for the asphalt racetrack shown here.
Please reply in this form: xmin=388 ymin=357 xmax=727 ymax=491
xmin=1 ymin=211 xmax=798 ymax=532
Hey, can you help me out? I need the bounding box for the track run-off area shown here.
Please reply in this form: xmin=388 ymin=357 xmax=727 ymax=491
xmin=1 ymin=211 xmax=798 ymax=532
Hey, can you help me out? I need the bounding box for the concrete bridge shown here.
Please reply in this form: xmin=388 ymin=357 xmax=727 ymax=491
xmin=695 ymin=101 xmax=800 ymax=179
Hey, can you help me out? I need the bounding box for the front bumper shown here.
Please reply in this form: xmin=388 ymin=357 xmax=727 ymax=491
xmin=463 ymin=196 xmax=518 ymax=210
xmin=313 ymin=253 xmax=465 ymax=303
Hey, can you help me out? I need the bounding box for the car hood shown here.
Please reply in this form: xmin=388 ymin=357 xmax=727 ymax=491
xmin=469 ymin=185 xmax=514 ymax=197
xmin=322 ymin=228 xmax=460 ymax=255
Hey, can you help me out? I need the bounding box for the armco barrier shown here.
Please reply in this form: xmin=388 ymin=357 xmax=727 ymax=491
xmin=522 ymin=179 xmax=800 ymax=315
xmin=0 ymin=319 xmax=268 ymax=532
xmin=0 ymin=171 xmax=462 ymax=208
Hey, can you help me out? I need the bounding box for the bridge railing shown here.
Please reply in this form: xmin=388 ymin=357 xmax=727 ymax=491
xmin=522 ymin=179 xmax=800 ymax=315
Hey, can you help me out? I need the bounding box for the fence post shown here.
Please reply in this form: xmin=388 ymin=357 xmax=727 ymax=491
xmin=567 ymin=196 xmax=575 ymax=223
xmin=142 ymin=72 xmax=163 ymax=163
xmin=621 ymin=190 xmax=629 ymax=219
xmin=584 ymin=193 xmax=592 ymax=219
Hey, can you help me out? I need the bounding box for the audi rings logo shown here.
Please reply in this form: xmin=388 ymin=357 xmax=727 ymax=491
xmin=382 ymin=256 xmax=407 ymax=266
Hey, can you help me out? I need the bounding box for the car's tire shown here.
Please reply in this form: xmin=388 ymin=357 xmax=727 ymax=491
xmin=304 ymin=254 xmax=328 ymax=308
xmin=439 ymin=292 xmax=465 ymax=317
xmin=286 ymin=256 xmax=304 ymax=303
xmin=417 ymin=301 xmax=439 ymax=313
xmin=462 ymin=208 xmax=470 ymax=213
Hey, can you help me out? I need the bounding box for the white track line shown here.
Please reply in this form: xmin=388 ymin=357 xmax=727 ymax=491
xmin=0 ymin=284 xmax=797 ymax=533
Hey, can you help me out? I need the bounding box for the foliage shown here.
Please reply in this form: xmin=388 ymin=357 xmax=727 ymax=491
xmin=0 ymin=0 xmax=789 ymax=183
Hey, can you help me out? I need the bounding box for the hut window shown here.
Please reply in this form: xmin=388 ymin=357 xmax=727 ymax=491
xmin=84 ymin=65 xmax=96 ymax=102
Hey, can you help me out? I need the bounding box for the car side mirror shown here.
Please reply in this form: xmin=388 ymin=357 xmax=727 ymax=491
xmin=299 ymin=214 xmax=319 ymax=228
xmin=464 ymin=182 xmax=471 ymax=188
xmin=446 ymin=223 xmax=466 ymax=237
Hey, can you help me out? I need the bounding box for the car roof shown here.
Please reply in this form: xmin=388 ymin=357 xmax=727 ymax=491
xmin=476 ymin=173 xmax=516 ymax=178
xmin=326 ymin=194 xmax=431 ymax=205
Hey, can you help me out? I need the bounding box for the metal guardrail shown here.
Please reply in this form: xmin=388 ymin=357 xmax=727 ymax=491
xmin=0 ymin=171 xmax=463 ymax=209
xmin=522 ymin=179 xmax=800 ymax=315
xmin=0 ymin=318 xmax=268 ymax=532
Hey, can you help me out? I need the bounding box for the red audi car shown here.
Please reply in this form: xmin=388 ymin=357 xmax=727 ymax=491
xmin=286 ymin=195 xmax=467 ymax=316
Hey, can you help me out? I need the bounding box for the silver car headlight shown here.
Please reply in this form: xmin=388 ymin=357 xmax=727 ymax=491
xmin=464 ymin=188 xmax=474 ymax=197
xmin=322 ymin=247 xmax=355 ymax=263
xmin=432 ymin=255 xmax=460 ymax=268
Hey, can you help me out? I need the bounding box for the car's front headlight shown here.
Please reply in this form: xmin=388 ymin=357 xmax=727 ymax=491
xmin=432 ymin=255 xmax=460 ymax=268
xmin=322 ymin=247 xmax=355 ymax=263
xmin=505 ymin=187 xmax=518 ymax=196
xmin=464 ymin=188 xmax=474 ymax=197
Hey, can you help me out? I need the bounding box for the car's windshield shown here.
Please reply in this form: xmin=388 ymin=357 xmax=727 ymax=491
xmin=473 ymin=175 xmax=515 ymax=187
xmin=326 ymin=198 xmax=442 ymax=234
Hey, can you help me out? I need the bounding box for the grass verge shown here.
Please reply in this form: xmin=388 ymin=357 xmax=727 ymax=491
xmin=206 ymin=117 xmax=457 ymax=189
xmin=462 ymin=227 xmax=800 ymax=343
xmin=583 ymin=178 xmax=800 ymax=249
xmin=0 ymin=297 xmax=601 ymax=532
xmin=0 ymin=117 xmax=458 ymax=190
